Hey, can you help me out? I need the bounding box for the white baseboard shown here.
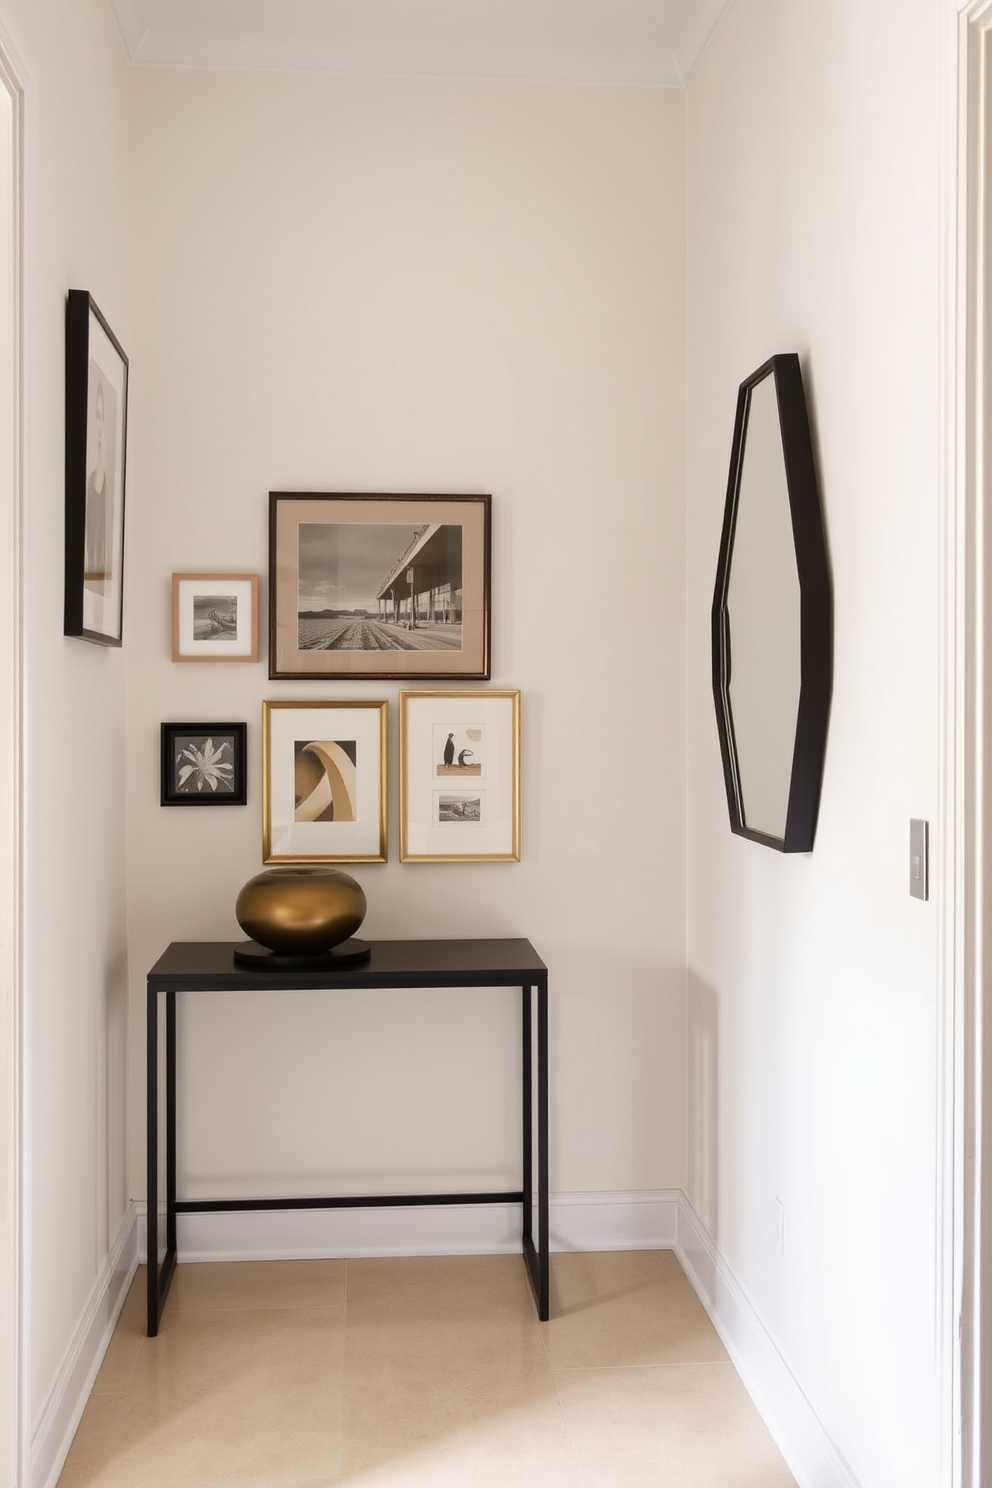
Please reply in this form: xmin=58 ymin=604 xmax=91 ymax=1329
xmin=551 ymin=1187 xmax=680 ymax=1250
xmin=674 ymin=1196 xmax=861 ymax=1488
xmin=32 ymin=1204 xmax=138 ymax=1488
xmin=140 ymin=1201 xmax=525 ymax=1262
xmin=135 ymin=1189 xmax=682 ymax=1263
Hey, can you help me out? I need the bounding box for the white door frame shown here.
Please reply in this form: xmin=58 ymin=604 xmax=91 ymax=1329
xmin=945 ymin=4 xmax=992 ymax=1486
xmin=0 ymin=14 xmax=23 ymax=1488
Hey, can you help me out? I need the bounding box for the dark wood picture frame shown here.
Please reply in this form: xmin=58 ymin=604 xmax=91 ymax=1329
xmin=64 ymin=290 xmax=129 ymax=646
xmin=161 ymin=722 xmax=248 ymax=807
xmin=268 ymin=492 xmax=491 ymax=681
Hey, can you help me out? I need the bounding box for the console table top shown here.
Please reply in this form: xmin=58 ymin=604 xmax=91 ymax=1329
xmin=148 ymin=937 xmax=548 ymax=991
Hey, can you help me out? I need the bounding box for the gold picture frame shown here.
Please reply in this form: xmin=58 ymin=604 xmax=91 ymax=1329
xmin=400 ymin=690 xmax=520 ymax=862
xmin=262 ymin=699 xmax=387 ymax=863
xmin=172 ymin=572 xmax=259 ymax=662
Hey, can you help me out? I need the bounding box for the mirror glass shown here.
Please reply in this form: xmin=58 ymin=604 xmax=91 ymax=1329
xmin=725 ymin=374 xmax=801 ymax=839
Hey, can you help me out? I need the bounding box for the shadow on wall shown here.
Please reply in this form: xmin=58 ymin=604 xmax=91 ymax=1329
xmin=104 ymin=942 xmax=130 ymax=1238
xmin=543 ymin=942 xmax=688 ymax=1195
xmin=688 ymin=970 xmax=719 ymax=1241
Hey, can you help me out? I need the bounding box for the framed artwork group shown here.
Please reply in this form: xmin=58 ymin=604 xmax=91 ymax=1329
xmin=60 ymin=293 xmax=518 ymax=863
xmin=161 ymin=691 xmax=520 ymax=863
xmin=140 ymin=480 xmax=511 ymax=858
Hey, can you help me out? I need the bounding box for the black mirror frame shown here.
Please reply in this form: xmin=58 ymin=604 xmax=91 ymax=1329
xmin=711 ymin=353 xmax=832 ymax=853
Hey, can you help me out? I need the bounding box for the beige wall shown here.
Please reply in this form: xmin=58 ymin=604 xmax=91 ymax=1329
xmin=8 ymin=5 xmax=956 ymax=1485
xmin=686 ymin=3 xmax=942 ymax=1485
xmin=125 ymin=72 xmax=688 ymax=1206
xmin=0 ymin=0 xmax=131 ymax=1434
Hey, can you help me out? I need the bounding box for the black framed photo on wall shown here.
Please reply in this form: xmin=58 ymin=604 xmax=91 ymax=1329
xmin=268 ymin=492 xmax=491 ymax=681
xmin=64 ymin=289 xmax=129 ymax=646
xmin=160 ymin=723 xmax=247 ymax=806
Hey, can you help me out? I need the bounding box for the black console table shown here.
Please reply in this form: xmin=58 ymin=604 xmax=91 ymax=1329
xmin=146 ymin=938 xmax=549 ymax=1335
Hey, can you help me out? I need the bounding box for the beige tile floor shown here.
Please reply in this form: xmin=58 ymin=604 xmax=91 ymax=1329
xmin=56 ymin=1250 xmax=798 ymax=1488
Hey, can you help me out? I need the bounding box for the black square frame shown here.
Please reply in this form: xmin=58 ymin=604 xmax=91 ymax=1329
xmin=160 ymin=722 xmax=247 ymax=807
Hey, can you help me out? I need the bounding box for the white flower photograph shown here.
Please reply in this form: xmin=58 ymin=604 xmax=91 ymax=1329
xmin=160 ymin=723 xmax=247 ymax=807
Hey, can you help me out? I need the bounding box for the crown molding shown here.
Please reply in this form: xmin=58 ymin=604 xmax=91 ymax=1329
xmin=111 ymin=0 xmax=729 ymax=86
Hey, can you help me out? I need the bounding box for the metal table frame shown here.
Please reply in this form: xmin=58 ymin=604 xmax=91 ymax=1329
xmin=146 ymin=938 xmax=549 ymax=1335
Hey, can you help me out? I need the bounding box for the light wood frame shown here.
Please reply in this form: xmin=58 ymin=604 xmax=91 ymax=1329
xmin=171 ymin=572 xmax=259 ymax=662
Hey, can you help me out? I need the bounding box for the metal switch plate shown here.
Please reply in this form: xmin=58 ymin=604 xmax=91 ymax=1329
xmin=910 ymin=818 xmax=929 ymax=901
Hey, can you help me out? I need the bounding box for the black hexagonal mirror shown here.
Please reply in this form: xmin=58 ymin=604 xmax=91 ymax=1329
xmin=711 ymin=353 xmax=832 ymax=852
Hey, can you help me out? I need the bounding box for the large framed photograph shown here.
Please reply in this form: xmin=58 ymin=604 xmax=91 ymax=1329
xmin=64 ymin=290 xmax=129 ymax=646
xmin=400 ymin=690 xmax=520 ymax=862
xmin=161 ymin=723 xmax=247 ymax=806
xmin=269 ymin=492 xmax=491 ymax=681
xmin=263 ymin=699 xmax=387 ymax=863
xmin=172 ymin=572 xmax=259 ymax=662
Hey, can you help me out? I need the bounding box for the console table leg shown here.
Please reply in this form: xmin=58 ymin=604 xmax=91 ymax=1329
xmin=146 ymin=983 xmax=158 ymax=1336
xmin=147 ymin=985 xmax=178 ymax=1337
xmin=166 ymin=990 xmax=177 ymax=1258
xmin=522 ymin=984 xmax=533 ymax=1245
xmin=521 ymin=981 xmax=550 ymax=1321
xmin=537 ymin=980 xmax=549 ymax=1320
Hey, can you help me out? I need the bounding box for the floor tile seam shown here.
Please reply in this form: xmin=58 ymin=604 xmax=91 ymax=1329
xmin=89 ymin=1360 xmax=137 ymax=1398
xmin=109 ymin=1333 xmax=151 ymax=1398
xmin=536 ymin=1309 xmax=554 ymax=1367
xmin=550 ymin=1357 xmax=736 ymax=1378
xmin=76 ymin=1387 xmax=132 ymax=1473
xmin=547 ymin=1364 xmax=593 ymax=1488
xmin=169 ymin=1301 xmax=349 ymax=1318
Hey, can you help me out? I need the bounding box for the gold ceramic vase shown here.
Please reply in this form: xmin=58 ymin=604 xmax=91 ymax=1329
xmin=235 ymin=866 xmax=367 ymax=955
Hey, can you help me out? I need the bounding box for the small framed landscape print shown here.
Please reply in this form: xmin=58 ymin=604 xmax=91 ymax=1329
xmin=64 ymin=290 xmax=129 ymax=646
xmin=263 ymin=699 xmax=387 ymax=863
xmin=268 ymin=492 xmax=491 ymax=681
xmin=172 ymin=572 xmax=259 ymax=662
xmin=161 ymin=723 xmax=247 ymax=806
xmin=400 ymin=690 xmax=520 ymax=862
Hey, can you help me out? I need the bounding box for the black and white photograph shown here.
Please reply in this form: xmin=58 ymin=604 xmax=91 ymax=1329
xmin=160 ymin=723 xmax=247 ymax=807
xmin=436 ymin=792 xmax=483 ymax=824
xmin=194 ymin=593 xmax=238 ymax=640
xmin=400 ymin=690 xmax=520 ymax=863
xmin=64 ymin=290 xmax=129 ymax=646
xmin=172 ymin=573 xmax=258 ymax=662
xmin=269 ymin=493 xmax=491 ymax=680
xmin=263 ymin=700 xmax=387 ymax=862
xmin=298 ymin=522 xmax=463 ymax=652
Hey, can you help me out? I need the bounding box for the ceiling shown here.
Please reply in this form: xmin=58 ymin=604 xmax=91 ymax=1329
xmin=110 ymin=0 xmax=733 ymax=87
